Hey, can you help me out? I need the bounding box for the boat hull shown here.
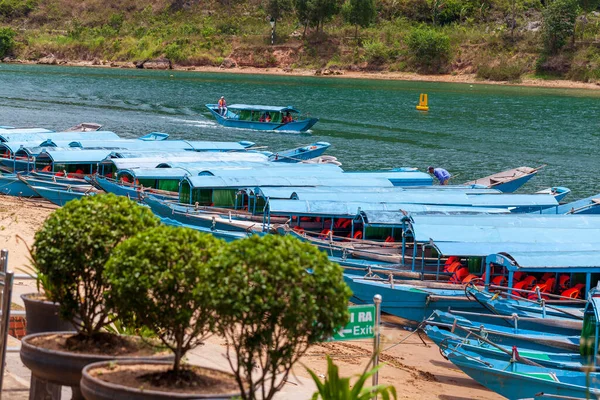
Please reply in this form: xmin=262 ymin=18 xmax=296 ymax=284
xmin=0 ymin=174 xmax=39 ymax=197
xmin=30 ymin=186 xmax=92 ymax=206
xmin=207 ymin=107 xmax=318 ymax=132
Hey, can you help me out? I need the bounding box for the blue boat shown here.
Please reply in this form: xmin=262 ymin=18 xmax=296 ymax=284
xmin=425 ymin=325 xmax=594 ymax=372
xmin=158 ymin=217 xmax=253 ymax=242
xmin=27 ymin=184 xmax=98 ymax=206
xmin=266 ymin=142 xmax=331 ymax=162
xmin=463 ymin=166 xmax=541 ymax=193
xmin=0 ymin=172 xmax=39 ymax=197
xmin=206 ymin=104 xmax=318 ymax=132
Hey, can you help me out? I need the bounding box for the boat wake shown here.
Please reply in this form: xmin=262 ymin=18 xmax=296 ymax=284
xmin=163 ymin=117 xmax=219 ymax=128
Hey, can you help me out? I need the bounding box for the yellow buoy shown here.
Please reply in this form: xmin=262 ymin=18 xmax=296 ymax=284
xmin=416 ymin=93 xmax=429 ymax=111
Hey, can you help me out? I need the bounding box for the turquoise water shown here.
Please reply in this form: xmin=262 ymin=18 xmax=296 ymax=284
xmin=0 ymin=64 xmax=598 ymax=198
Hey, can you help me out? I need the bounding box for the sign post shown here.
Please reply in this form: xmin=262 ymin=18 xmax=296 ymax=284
xmin=372 ymin=295 xmax=382 ymax=396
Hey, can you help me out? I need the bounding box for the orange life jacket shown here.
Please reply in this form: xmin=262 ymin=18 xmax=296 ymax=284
xmin=450 ymin=267 xmax=469 ymax=284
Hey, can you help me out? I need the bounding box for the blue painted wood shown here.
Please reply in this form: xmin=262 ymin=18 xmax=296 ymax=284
xmin=206 ymin=104 xmax=318 ymax=132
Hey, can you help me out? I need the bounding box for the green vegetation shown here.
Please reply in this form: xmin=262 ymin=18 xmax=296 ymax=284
xmin=0 ymin=27 xmax=15 ymax=58
xmin=106 ymin=225 xmax=224 ymax=373
xmin=213 ymin=235 xmax=352 ymax=400
xmin=31 ymin=194 xmax=160 ymax=338
xmin=307 ymin=355 xmax=397 ymax=400
xmin=3 ymin=0 xmax=600 ymax=80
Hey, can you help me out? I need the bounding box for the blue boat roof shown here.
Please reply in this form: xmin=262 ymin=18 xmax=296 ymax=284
xmin=0 ymin=128 xmax=54 ymax=136
xmin=408 ymin=215 xmax=600 ymax=245
xmin=118 ymin=168 xmax=190 ymax=179
xmin=267 ymin=200 xmax=511 ymax=217
xmin=358 ymin=209 xmax=510 ymax=225
xmin=491 ymin=251 xmax=600 ymax=271
xmin=343 ymin=171 xmax=433 ymax=185
xmin=37 ymin=149 xmax=114 ymax=163
xmin=433 ymin=241 xmax=600 ymax=257
xmin=196 ymin=164 xmax=343 ymax=178
xmin=0 ymin=131 xmax=120 ymax=143
xmin=225 ymin=104 xmax=301 ymax=113
xmin=107 ymin=153 xmax=270 ymax=170
xmin=185 ymin=176 xmax=394 ymax=189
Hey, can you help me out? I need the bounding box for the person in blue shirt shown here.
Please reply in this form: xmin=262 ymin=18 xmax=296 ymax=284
xmin=428 ymin=166 xmax=451 ymax=185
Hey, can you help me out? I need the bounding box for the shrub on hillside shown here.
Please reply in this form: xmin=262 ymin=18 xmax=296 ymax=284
xmin=0 ymin=0 xmax=36 ymax=18
xmin=363 ymin=39 xmax=389 ymax=64
xmin=0 ymin=27 xmax=15 ymax=58
xmin=476 ymin=60 xmax=524 ymax=81
xmin=406 ymin=26 xmax=451 ymax=73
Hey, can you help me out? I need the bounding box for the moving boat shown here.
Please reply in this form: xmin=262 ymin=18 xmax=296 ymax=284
xmin=206 ymin=104 xmax=318 ymax=132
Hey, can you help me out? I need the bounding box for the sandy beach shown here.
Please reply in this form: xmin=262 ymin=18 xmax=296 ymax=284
xmin=0 ymin=195 xmax=501 ymax=399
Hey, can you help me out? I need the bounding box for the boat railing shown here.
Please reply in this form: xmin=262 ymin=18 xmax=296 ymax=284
xmin=488 ymin=284 xmax=587 ymax=304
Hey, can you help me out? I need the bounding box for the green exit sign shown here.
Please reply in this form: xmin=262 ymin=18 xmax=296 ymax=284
xmin=331 ymin=304 xmax=376 ymax=341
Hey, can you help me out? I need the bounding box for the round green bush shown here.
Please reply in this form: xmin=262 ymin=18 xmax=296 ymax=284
xmin=406 ymin=26 xmax=451 ymax=73
xmin=213 ymin=235 xmax=352 ymax=400
xmin=105 ymin=225 xmax=225 ymax=372
xmin=32 ymin=193 xmax=160 ymax=337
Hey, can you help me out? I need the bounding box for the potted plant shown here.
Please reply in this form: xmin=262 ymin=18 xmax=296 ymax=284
xmin=80 ymin=225 xmax=240 ymax=400
xmin=20 ymin=194 xmax=168 ymax=400
xmin=213 ymin=235 xmax=352 ymax=400
xmin=19 ymin=261 xmax=75 ymax=334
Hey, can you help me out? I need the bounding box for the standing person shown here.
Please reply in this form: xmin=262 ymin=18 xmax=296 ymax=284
xmin=428 ymin=166 xmax=451 ymax=185
xmin=218 ymin=96 xmax=227 ymax=116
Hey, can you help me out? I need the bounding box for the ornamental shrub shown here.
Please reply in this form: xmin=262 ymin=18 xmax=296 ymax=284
xmin=31 ymin=193 xmax=160 ymax=338
xmin=405 ymin=26 xmax=451 ymax=73
xmin=213 ymin=235 xmax=352 ymax=400
xmin=105 ymin=226 xmax=225 ymax=373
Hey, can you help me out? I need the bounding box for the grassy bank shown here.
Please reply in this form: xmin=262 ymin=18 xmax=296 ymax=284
xmin=2 ymin=0 xmax=600 ymax=83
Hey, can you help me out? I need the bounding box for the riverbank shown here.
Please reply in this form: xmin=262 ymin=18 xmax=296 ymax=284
xmin=4 ymin=58 xmax=600 ymax=91
xmin=0 ymin=195 xmax=500 ymax=399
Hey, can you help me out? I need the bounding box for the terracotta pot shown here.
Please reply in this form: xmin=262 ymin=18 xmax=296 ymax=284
xmin=21 ymin=293 xmax=75 ymax=334
xmin=80 ymin=360 xmax=241 ymax=400
xmin=20 ymin=332 xmax=174 ymax=400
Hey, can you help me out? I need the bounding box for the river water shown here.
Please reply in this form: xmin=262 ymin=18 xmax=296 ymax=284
xmin=0 ymin=64 xmax=598 ymax=198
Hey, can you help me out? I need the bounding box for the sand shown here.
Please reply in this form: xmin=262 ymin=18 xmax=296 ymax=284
xmin=0 ymin=194 xmax=502 ymax=399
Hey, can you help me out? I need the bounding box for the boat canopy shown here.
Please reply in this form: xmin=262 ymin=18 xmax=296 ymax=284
xmin=267 ymin=200 xmax=511 ymax=218
xmin=489 ymin=251 xmax=600 ymax=273
xmin=116 ymin=168 xmax=190 ymax=180
xmin=432 ymin=241 xmax=600 ymax=258
xmin=37 ymin=149 xmax=114 ymax=164
xmin=343 ymin=171 xmax=433 ymax=186
xmin=67 ymin=140 xmax=252 ymax=152
xmin=407 ymin=215 xmax=600 ymax=244
xmin=196 ymin=164 xmax=343 ymax=178
xmin=227 ymin=104 xmax=301 ymax=113
xmin=0 ymin=131 xmax=120 ymax=143
xmin=409 ymin=214 xmax=600 ymax=229
xmin=0 ymin=128 xmax=54 ymax=136
xmin=357 ymin=208 xmax=510 ymax=226
xmin=185 ymin=176 xmax=394 ymax=189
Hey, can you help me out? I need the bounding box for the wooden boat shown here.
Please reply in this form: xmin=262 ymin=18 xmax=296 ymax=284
xmin=158 ymin=217 xmax=255 ymax=242
xmin=425 ymin=325 xmax=594 ymax=372
xmin=267 ymin=142 xmax=331 ymax=162
xmin=26 ymin=183 xmax=102 ymax=206
xmin=463 ymin=166 xmax=543 ymax=193
xmin=434 ymin=288 xmax=600 ymax=399
xmin=205 ymin=104 xmax=318 ymax=132
xmin=426 ymin=310 xmax=581 ymax=353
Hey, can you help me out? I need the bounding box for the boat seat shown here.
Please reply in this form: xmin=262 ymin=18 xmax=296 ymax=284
xmin=353 ymin=231 xmax=363 ymax=239
xmin=558 ymin=275 xmax=571 ymax=291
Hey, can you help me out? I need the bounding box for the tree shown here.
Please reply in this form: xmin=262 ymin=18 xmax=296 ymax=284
xmin=342 ymin=0 xmax=376 ymax=40
xmin=31 ymin=194 xmax=160 ymax=338
xmin=406 ymin=26 xmax=451 ymax=73
xmin=267 ymin=0 xmax=293 ymax=42
xmin=542 ymin=0 xmax=579 ymax=53
xmin=213 ymin=235 xmax=352 ymax=400
xmin=295 ymin=0 xmax=341 ymax=35
xmin=0 ymin=27 xmax=15 ymax=59
xmin=578 ymin=0 xmax=600 ymax=39
xmin=105 ymin=226 xmax=225 ymax=373
xmin=499 ymin=0 xmax=525 ymax=39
